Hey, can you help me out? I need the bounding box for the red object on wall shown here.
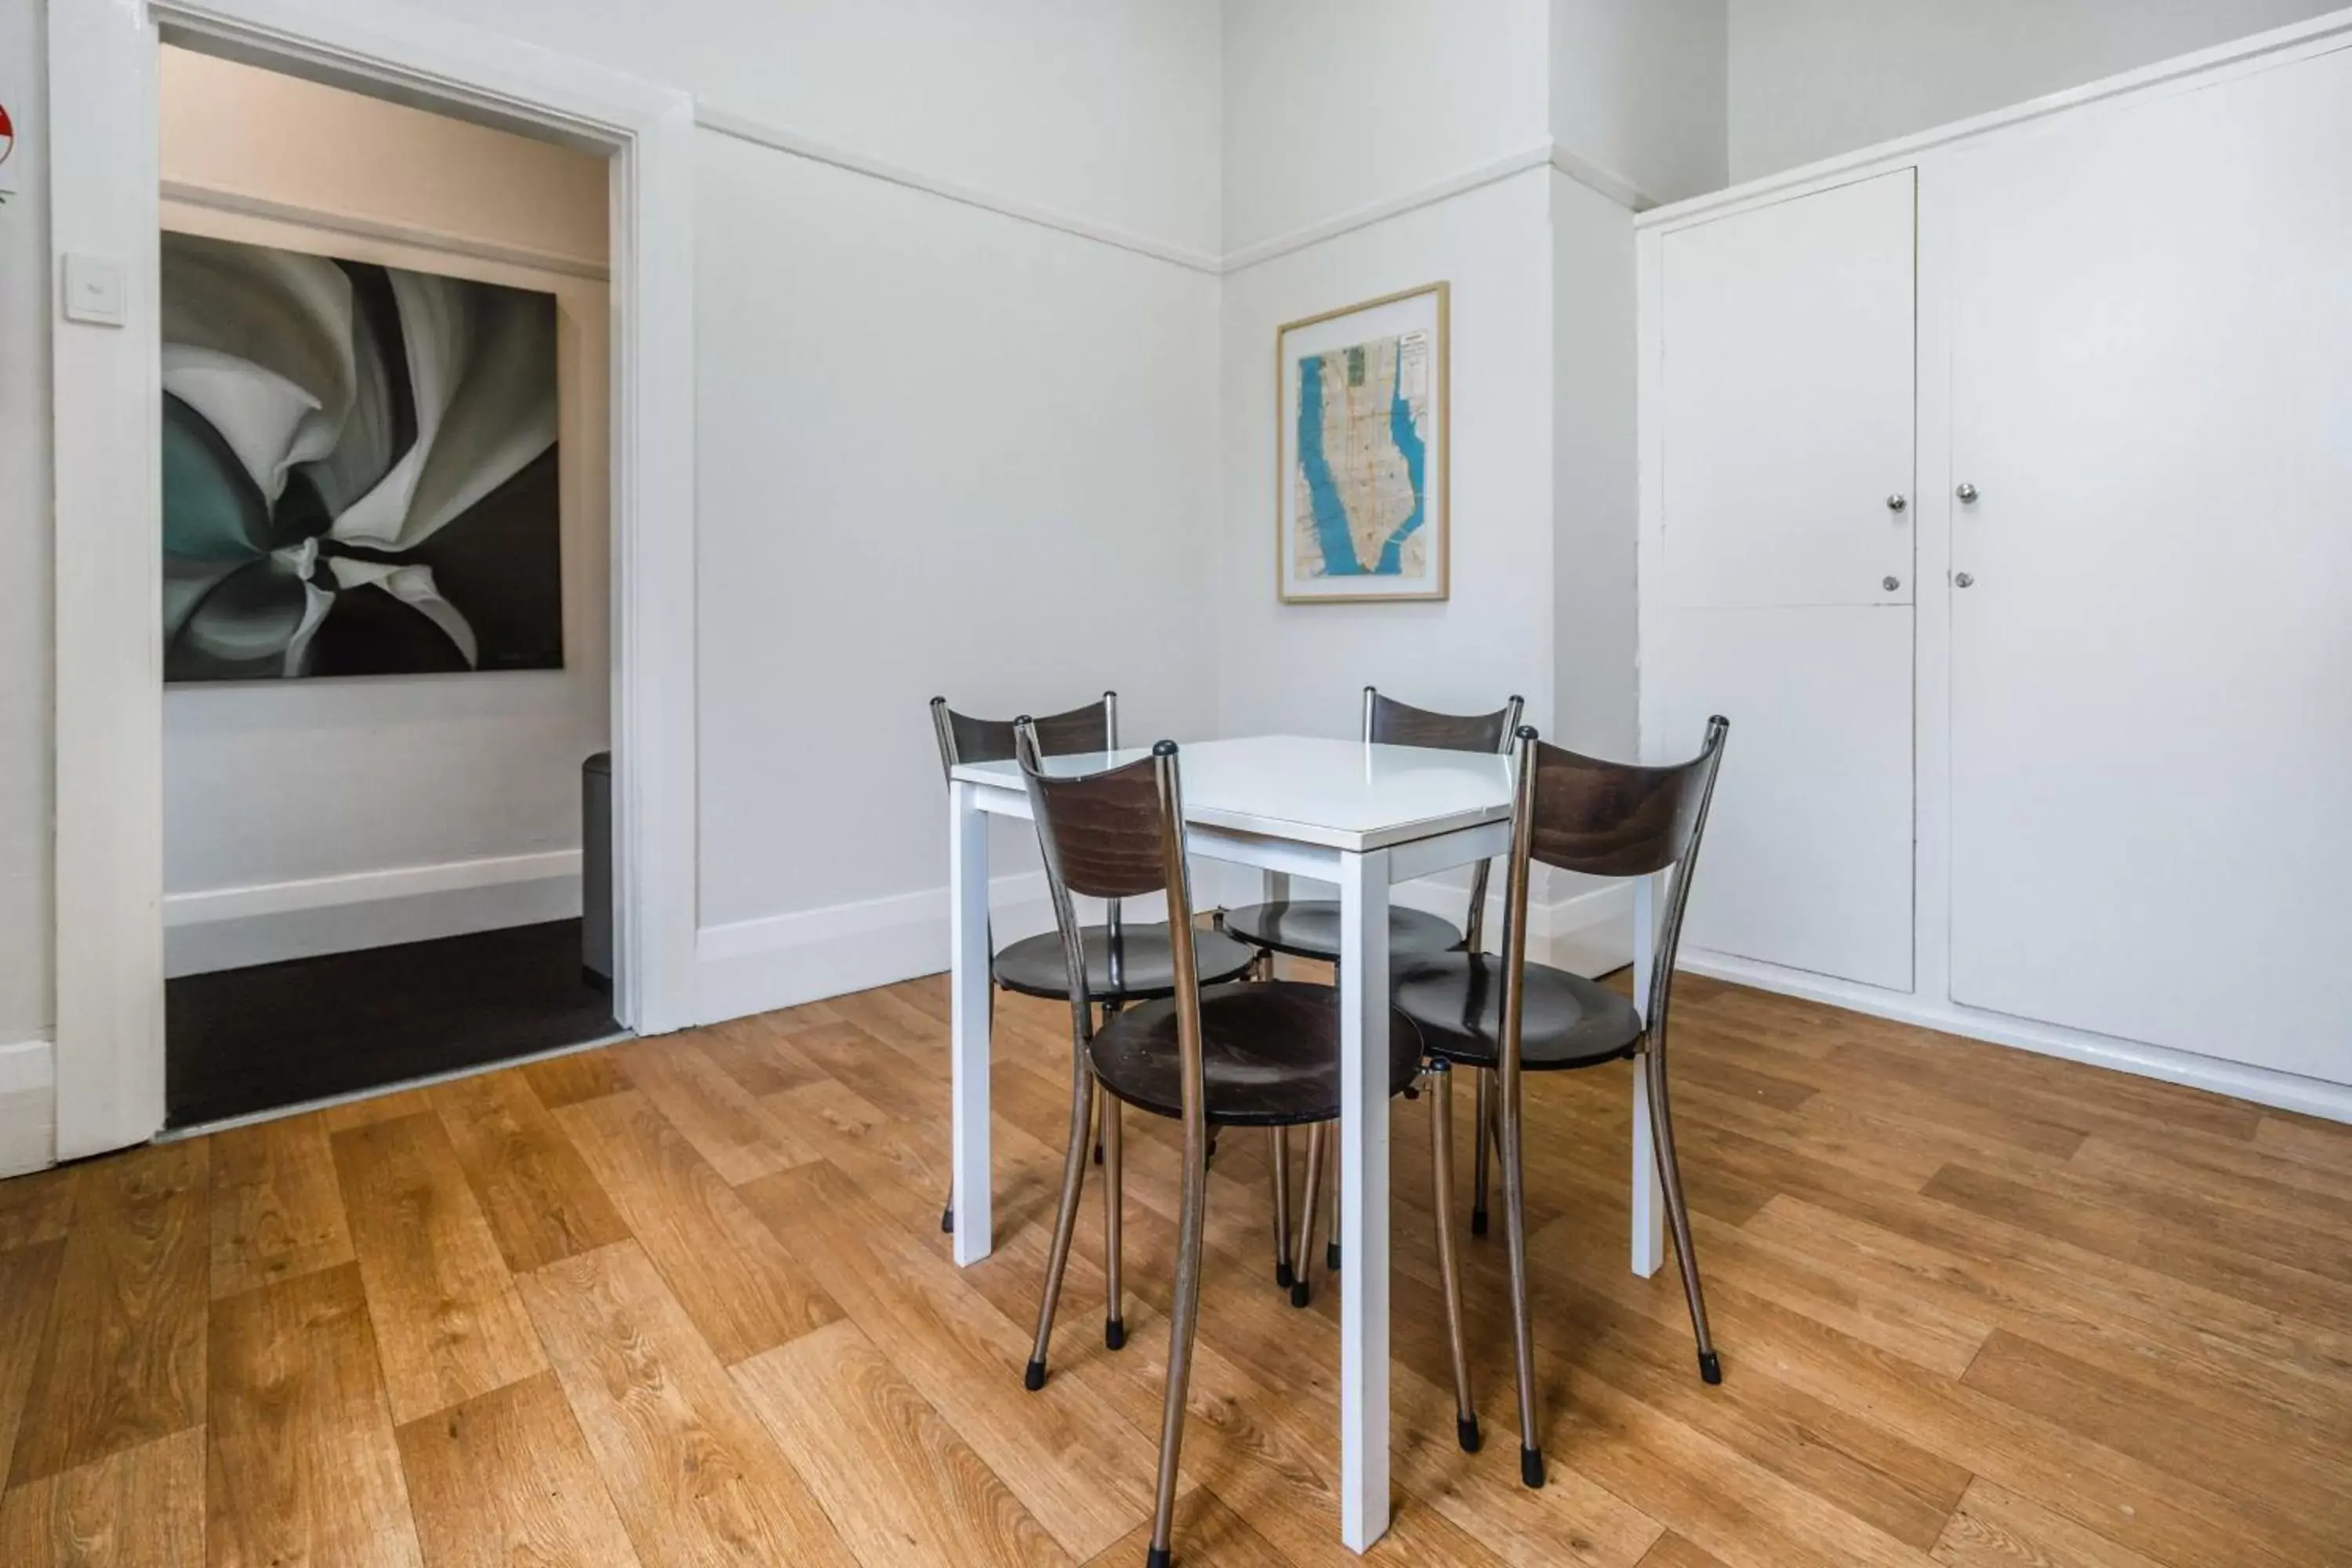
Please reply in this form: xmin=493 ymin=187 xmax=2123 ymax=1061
xmin=0 ymin=100 xmax=15 ymax=165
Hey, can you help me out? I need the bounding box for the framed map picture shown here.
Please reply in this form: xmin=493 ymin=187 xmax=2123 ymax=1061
xmin=1276 ymin=281 xmax=1448 ymax=603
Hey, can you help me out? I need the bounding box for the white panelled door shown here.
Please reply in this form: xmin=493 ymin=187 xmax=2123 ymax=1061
xmin=1661 ymin=171 xmax=1917 ymax=610
xmin=1655 ymin=171 xmax=1917 ymax=992
xmin=1947 ymin=48 xmax=2352 ymax=1081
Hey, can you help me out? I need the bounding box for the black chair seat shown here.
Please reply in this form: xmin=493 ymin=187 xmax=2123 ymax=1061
xmin=1391 ymin=952 xmax=1642 ymax=1070
xmin=1221 ymin=899 xmax=1464 ymax=963
xmin=991 ymin=924 xmax=1258 ymax=1001
xmin=1087 ymin=981 xmax=1424 ymax=1128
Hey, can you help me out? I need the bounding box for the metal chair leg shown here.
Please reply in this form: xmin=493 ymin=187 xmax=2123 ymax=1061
xmin=1290 ymin=1122 xmax=1324 ymax=1307
xmin=1145 ymin=1123 xmax=1211 ymax=1568
xmin=1269 ymin=1126 xmax=1294 ymax=1288
xmin=1470 ymin=1068 xmax=1493 ymax=1237
xmin=1498 ymin=1068 xmax=1544 ymax=1486
xmin=1025 ymin=1064 xmax=1097 ymax=1390
xmin=1642 ymin=1040 xmax=1720 ymax=1384
xmin=1428 ymin=1063 xmax=1479 ymax=1451
xmin=1326 ymin=1145 xmax=1341 ymax=1273
xmin=1104 ymin=1094 xmax=1127 ymax=1350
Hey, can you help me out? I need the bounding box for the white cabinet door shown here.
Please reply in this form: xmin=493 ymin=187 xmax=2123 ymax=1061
xmin=1660 ymin=170 xmax=1916 ymax=609
xmin=1654 ymin=607 xmax=1916 ymax=992
xmin=1947 ymin=47 xmax=2352 ymax=1082
xmin=1652 ymin=173 xmax=1918 ymax=991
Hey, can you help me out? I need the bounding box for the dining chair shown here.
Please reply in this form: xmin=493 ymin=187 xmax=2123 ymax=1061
xmin=1012 ymin=725 xmax=1474 ymax=1568
xmin=1392 ymin=717 xmax=1730 ymax=1490
xmin=1220 ymin=687 xmax=1522 ymax=1296
xmin=928 ymin=694 xmax=1258 ymax=1242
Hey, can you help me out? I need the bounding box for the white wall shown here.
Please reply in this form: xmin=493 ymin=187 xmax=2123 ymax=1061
xmin=692 ymin=130 xmax=1221 ymax=955
xmin=1218 ymin=172 xmax=1558 ymax=741
xmin=401 ymin=0 xmax=1225 ymax=259
xmin=1221 ymin=0 xmax=1549 ymax=252
xmin=1551 ymin=0 xmax=1727 ymax=205
xmin=1726 ymin=0 xmax=2346 ymax=181
xmin=156 ymin=49 xmax=612 ymax=974
xmin=0 ymin=0 xmax=53 ymax=1052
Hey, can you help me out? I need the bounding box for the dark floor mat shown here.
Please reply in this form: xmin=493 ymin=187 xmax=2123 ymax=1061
xmin=167 ymin=918 xmax=618 ymax=1127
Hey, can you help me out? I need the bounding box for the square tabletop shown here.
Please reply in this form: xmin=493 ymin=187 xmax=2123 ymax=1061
xmin=949 ymin=734 xmax=1513 ymax=852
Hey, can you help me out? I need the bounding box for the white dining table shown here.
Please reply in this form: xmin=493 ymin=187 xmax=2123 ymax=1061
xmin=946 ymin=734 xmax=1669 ymax=1553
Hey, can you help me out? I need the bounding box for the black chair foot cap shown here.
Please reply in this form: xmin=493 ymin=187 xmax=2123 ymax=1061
xmin=1105 ymin=1318 xmax=1127 ymax=1351
xmin=940 ymin=1207 xmax=954 ymax=1234
xmin=1457 ymin=1415 xmax=1482 ymax=1454
xmin=1289 ymin=1280 xmax=1311 ymax=1308
xmin=1023 ymin=1359 xmax=1047 ymax=1392
xmin=1470 ymin=1208 xmax=1487 ymax=1237
xmin=1327 ymin=1242 xmax=1341 ymax=1272
xmin=1403 ymin=1083 xmax=1420 ymax=1100
xmin=1093 ymin=1144 xmax=1103 ymax=1165
xmin=1146 ymin=1548 xmax=1172 ymax=1568
xmin=1520 ymin=1446 xmax=1546 ymax=1488
xmin=1699 ymin=1350 xmax=1722 ymax=1385
xmin=1276 ymin=1262 xmax=1295 ymax=1289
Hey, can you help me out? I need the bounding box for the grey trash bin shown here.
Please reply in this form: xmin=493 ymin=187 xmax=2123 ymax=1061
xmin=583 ymin=751 xmax=613 ymax=992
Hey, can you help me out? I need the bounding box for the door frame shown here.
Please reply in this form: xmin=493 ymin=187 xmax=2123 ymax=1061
xmin=49 ymin=0 xmax=699 ymax=1158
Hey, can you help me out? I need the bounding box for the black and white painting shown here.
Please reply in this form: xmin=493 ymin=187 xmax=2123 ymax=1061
xmin=162 ymin=231 xmax=563 ymax=681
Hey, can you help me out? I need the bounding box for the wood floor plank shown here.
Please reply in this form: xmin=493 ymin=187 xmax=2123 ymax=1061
xmin=736 ymin=1158 xmax=1158 ymax=1561
xmin=394 ymin=1370 xmax=639 ymax=1568
xmin=1930 ymin=1479 xmax=2165 ymax=1568
xmin=610 ymin=1039 xmax=821 ymax=1184
xmin=732 ymin=1318 xmax=1071 ymax=1568
xmin=328 ymin=1112 xmax=546 ymax=1425
xmin=0 ymin=1165 xmax=74 ymax=1251
xmin=11 ymin=965 xmax=2352 ymax=1565
xmin=695 ymin=1018 xmax=826 ymax=1099
xmin=208 ymin=1114 xmax=354 ymax=1299
xmin=1959 ymin=1328 xmax=2352 ymax=1536
xmin=7 ymin=1142 xmax=209 ymax=1486
xmin=516 ymin=1240 xmax=859 ymax=1568
xmin=428 ymin=1069 xmax=630 ymax=1274
xmin=206 ymin=1262 xmax=423 ymax=1568
xmin=0 ymin=1426 xmax=205 ymax=1566
xmin=518 ymin=1048 xmax=630 ymax=1110
xmin=1078 ymin=1490 xmax=1293 ymax=1568
xmin=0 ymin=1240 xmax=66 ymax=1485
xmin=554 ymin=1090 xmax=840 ymax=1363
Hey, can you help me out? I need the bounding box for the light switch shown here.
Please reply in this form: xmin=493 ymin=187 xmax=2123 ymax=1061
xmin=62 ymin=253 xmax=126 ymax=327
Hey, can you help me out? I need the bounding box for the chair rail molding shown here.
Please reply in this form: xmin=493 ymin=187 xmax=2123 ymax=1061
xmin=49 ymin=0 xmax=699 ymax=1161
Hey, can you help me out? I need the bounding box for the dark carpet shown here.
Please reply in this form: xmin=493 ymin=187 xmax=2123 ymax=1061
xmin=166 ymin=918 xmax=619 ymax=1127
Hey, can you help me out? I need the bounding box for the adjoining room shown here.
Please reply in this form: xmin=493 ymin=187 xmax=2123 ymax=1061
xmin=1 ymin=4 xmax=2347 ymax=1566
xmin=152 ymin=47 xmax=622 ymax=1127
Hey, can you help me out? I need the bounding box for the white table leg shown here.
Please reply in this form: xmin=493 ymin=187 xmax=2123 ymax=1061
xmin=1336 ymin=848 xmax=1391 ymax=1552
xmin=949 ymin=780 xmax=993 ymax=1266
xmin=1629 ymin=872 xmax=1667 ymax=1279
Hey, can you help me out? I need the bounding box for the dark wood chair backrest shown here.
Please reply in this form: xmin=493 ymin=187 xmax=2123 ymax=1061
xmin=1519 ymin=721 xmax=1727 ymax=880
xmin=931 ymin=693 xmax=1116 ymax=775
xmin=1015 ymin=728 xmax=1208 ymax=1132
xmin=1497 ymin=717 xmax=1729 ymax=1068
xmin=1363 ymin=687 xmax=1523 ymax=754
xmin=1362 ymin=687 xmax=1524 ymax=949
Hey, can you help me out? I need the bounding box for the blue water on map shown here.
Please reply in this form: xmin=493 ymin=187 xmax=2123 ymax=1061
xmin=1294 ymin=350 xmax=1425 ymax=579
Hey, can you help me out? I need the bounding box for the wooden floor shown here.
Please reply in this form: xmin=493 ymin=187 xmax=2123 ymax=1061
xmin=1 ymin=971 xmax=2347 ymax=1566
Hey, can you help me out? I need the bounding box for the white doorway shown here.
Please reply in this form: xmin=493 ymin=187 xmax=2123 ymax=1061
xmin=47 ymin=0 xmax=700 ymax=1160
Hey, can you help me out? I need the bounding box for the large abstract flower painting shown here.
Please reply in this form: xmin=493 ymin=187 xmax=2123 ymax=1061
xmin=162 ymin=232 xmax=563 ymax=681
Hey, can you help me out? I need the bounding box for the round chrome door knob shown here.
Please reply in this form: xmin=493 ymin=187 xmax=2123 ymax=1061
xmin=1886 ymin=493 xmax=1907 ymax=513
xmin=1883 ymin=575 xmax=1901 ymax=592
xmin=1955 ymin=572 xmax=1976 ymax=588
xmin=1955 ymin=482 xmax=1980 ymax=503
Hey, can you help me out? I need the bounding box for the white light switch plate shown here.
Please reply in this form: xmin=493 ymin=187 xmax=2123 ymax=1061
xmin=63 ymin=253 xmax=127 ymax=327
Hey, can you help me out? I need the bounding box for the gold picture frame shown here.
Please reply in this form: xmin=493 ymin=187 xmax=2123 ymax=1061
xmin=1275 ymin=281 xmax=1450 ymax=603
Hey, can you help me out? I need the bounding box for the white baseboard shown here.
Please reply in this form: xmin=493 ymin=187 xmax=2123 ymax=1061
xmin=165 ymin=850 xmax=583 ymax=976
xmin=1681 ymin=947 xmax=2352 ymax=1126
xmin=691 ymin=867 xmax=1635 ymax=1025
xmin=0 ymin=1038 xmax=56 ymax=1178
